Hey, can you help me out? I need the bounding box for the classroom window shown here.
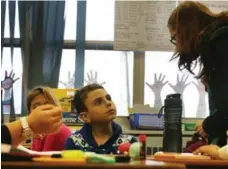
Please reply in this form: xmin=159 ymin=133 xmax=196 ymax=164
xmin=3 ymin=0 xmax=20 ymax=38
xmin=86 ymin=0 xmax=114 ymax=41
xmin=4 ymin=0 xmax=10 ymax=38
xmin=1 ymin=47 xmax=23 ymax=114
xmin=84 ymin=50 xmax=133 ymax=116
xmin=64 ymin=0 xmax=77 ymax=40
xmin=14 ymin=0 xmax=20 ymax=38
xmin=144 ymin=51 xmax=209 ymax=118
xmin=58 ymin=49 xmax=76 ymax=89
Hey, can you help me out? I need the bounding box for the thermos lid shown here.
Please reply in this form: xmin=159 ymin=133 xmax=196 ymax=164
xmin=166 ymin=93 xmax=181 ymax=99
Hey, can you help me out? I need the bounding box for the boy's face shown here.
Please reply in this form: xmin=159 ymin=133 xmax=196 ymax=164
xmin=81 ymin=89 xmax=116 ymax=124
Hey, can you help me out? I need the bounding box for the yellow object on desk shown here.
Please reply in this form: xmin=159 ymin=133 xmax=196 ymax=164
xmin=62 ymin=150 xmax=85 ymax=159
xmin=33 ymin=157 xmax=86 ymax=163
xmin=33 ymin=150 xmax=86 ymax=163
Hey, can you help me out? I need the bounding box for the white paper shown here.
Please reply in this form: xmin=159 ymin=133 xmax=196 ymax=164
xmin=114 ymin=1 xmax=228 ymax=51
xmin=17 ymin=145 xmax=61 ymax=156
xmin=114 ymin=1 xmax=176 ymax=51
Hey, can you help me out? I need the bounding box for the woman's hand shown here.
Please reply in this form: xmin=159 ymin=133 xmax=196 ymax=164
xmin=193 ymin=145 xmax=220 ymax=159
xmin=27 ymin=104 xmax=64 ymax=134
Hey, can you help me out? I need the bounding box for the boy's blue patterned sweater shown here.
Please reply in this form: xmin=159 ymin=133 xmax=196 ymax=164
xmin=65 ymin=122 xmax=137 ymax=154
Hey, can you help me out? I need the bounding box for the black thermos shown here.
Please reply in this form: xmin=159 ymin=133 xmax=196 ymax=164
xmin=163 ymin=93 xmax=182 ymax=153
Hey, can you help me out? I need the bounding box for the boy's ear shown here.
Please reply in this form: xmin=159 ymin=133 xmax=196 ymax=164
xmin=79 ymin=112 xmax=91 ymax=123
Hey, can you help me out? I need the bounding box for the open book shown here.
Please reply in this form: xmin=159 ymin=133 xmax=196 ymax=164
xmin=1 ymin=144 xmax=61 ymax=157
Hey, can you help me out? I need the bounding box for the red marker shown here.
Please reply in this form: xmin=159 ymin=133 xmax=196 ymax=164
xmin=139 ymin=134 xmax=146 ymax=160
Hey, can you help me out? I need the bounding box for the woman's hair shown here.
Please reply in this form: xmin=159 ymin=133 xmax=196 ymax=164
xmin=168 ymin=1 xmax=228 ymax=78
xmin=27 ymin=86 xmax=60 ymax=112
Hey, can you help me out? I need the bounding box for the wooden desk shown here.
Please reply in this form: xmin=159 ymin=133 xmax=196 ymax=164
xmin=3 ymin=159 xmax=228 ymax=169
xmin=1 ymin=160 xmax=185 ymax=169
xmin=150 ymin=158 xmax=228 ymax=169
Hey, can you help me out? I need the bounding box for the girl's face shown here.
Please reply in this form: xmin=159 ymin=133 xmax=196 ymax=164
xmin=30 ymin=94 xmax=49 ymax=112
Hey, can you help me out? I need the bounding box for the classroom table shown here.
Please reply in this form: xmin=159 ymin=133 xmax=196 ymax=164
xmin=149 ymin=156 xmax=228 ymax=169
xmin=2 ymin=157 xmax=228 ymax=169
xmin=2 ymin=160 xmax=185 ymax=169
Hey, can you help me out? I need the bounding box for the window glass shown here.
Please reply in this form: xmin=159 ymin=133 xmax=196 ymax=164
xmin=86 ymin=0 xmax=114 ymax=41
xmin=144 ymin=51 xmax=209 ymax=118
xmin=84 ymin=50 xmax=133 ymax=116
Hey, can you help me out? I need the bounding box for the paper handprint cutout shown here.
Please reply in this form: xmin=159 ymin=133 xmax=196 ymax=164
xmin=84 ymin=70 xmax=106 ymax=86
xmin=59 ymin=71 xmax=75 ymax=88
xmin=59 ymin=70 xmax=106 ymax=88
xmin=146 ymin=73 xmax=168 ymax=108
xmin=169 ymin=74 xmax=190 ymax=117
xmin=1 ymin=70 xmax=19 ymax=102
xmin=192 ymin=81 xmax=207 ymax=118
xmin=1 ymin=70 xmax=19 ymax=122
xmin=168 ymin=74 xmax=191 ymax=94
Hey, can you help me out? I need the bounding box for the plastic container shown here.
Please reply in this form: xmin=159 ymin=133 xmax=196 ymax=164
xmin=129 ymin=113 xmax=164 ymax=130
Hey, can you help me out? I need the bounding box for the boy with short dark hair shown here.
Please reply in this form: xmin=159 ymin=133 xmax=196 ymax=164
xmin=65 ymin=83 xmax=137 ymax=154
